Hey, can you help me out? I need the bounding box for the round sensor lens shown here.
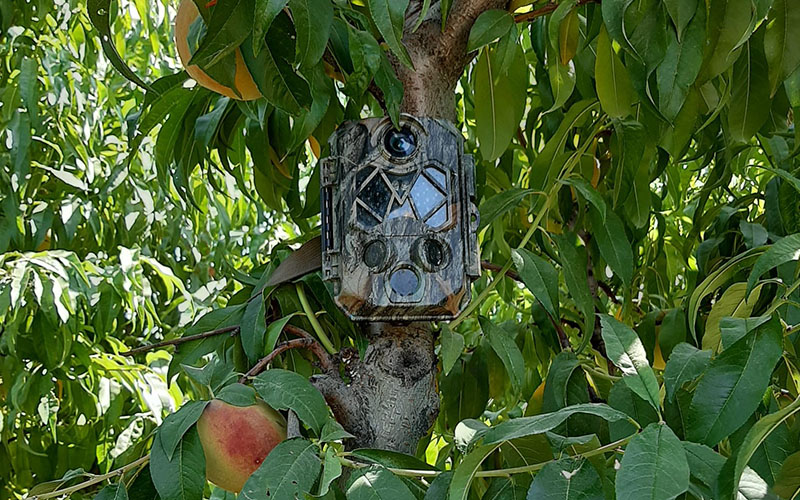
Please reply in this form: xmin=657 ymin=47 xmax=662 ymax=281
xmin=384 ymin=127 xmax=417 ymax=158
xmin=363 ymin=240 xmax=387 ymax=269
xmin=422 ymin=239 xmax=445 ymax=268
xmin=389 ymin=268 xmax=420 ymax=297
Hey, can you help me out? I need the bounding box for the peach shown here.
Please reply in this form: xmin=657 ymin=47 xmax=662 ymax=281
xmin=196 ymin=399 xmax=287 ymax=492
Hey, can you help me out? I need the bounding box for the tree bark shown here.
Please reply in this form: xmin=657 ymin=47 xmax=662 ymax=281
xmin=312 ymin=0 xmax=506 ymax=454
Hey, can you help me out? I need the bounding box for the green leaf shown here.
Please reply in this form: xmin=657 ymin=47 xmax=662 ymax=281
xmin=700 ymin=0 xmax=754 ymax=81
xmin=664 ymin=0 xmax=698 ymax=41
xmin=474 ymin=45 xmax=528 ymax=162
xmin=447 ymin=444 xmax=501 ymax=500
xmin=215 ymin=383 xmax=257 ymax=406
xmin=599 ymin=315 xmax=661 ymax=412
xmin=746 ymin=233 xmax=800 ymax=296
xmin=774 ymin=451 xmax=800 ymax=499
xmin=87 ymin=0 xmax=151 ymax=90
xmin=608 ymin=380 xmax=659 ymax=441
xmin=239 ymin=438 xmax=321 ymax=500
xmin=717 ymin=395 xmax=800 ymax=500
xmin=149 ymin=427 xmax=206 ymax=500
xmin=547 ymin=61 xmax=576 ymax=112
xmin=656 ymin=9 xmax=704 ymax=121
xmin=480 ymin=316 xmax=525 ymax=392
xmin=595 ymin=27 xmax=635 ymax=119
xmin=467 ymin=10 xmax=514 ymax=52
xmin=252 ymin=0 xmax=288 ymax=55
xmin=252 ymin=369 xmax=329 ymax=433
xmin=439 ymin=324 xmax=464 ymax=376
xmin=240 ymin=33 xmax=311 ymax=115
xmin=349 ymin=449 xmax=438 ymax=471
xmin=189 ymin=0 xmax=254 ymax=69
xmin=347 ymin=466 xmax=415 ymax=500
xmin=687 ymin=316 xmax=783 ymax=446
xmin=288 ymin=0 xmax=332 ymax=68
xmin=511 ymin=249 xmax=559 ymax=319
xmin=526 ymin=458 xmax=604 ymax=499
xmin=374 ymin=53 xmax=404 ymax=125
xmin=94 ymin=483 xmax=128 ymax=500
xmin=158 ymin=401 xmax=209 ymax=460
xmin=663 ymin=343 xmax=711 ymax=402
xmin=589 ymin=207 xmax=634 ymax=286
xmin=616 ymin=423 xmax=689 ymax=500
xmin=764 ymin=0 xmax=800 ymax=95
xmin=241 ymin=295 xmax=266 ymax=364
xmin=424 ymin=472 xmax=453 ymax=500
xmin=702 ymin=283 xmax=763 ymax=352
xmin=483 ymin=403 xmax=636 ymax=444
xmin=367 ymin=0 xmax=413 ymax=68
xmin=319 ymin=418 xmax=355 ymax=443
xmin=318 ymin=447 xmax=342 ymax=496
xmin=553 ymin=233 xmax=594 ymax=337
xmin=728 ymin=38 xmax=771 ymax=143
xmin=560 ymin=178 xmax=607 ymax=221
xmin=479 ymin=188 xmax=536 ymax=230
xmin=264 ymin=313 xmax=298 ymax=359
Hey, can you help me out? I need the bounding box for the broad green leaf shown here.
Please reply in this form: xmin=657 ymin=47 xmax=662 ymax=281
xmin=483 ymin=404 xmax=635 ymax=444
xmin=350 ymin=449 xmax=438 ymax=471
xmin=474 ymin=45 xmax=528 ymax=162
xmin=239 ymin=438 xmax=321 ymax=500
xmin=347 ymin=466 xmax=415 ymax=500
xmin=702 ymin=283 xmax=762 ymax=352
xmin=561 ymin=177 xmax=607 ymax=221
xmin=559 ymin=8 xmax=580 ymax=65
xmin=264 ymin=313 xmax=299 ymax=362
xmin=553 ymin=233 xmax=594 ymax=335
xmin=253 ymin=369 xmax=329 ymax=433
xmin=717 ymin=395 xmax=800 ymax=500
xmin=149 ymin=427 xmax=206 ymax=500
xmin=87 ymin=0 xmax=151 ymax=90
xmin=467 ymin=10 xmax=514 ymax=52
xmin=318 ymin=447 xmax=342 ymax=496
xmin=447 ymin=444 xmax=501 ymax=500
xmin=480 ymin=316 xmax=526 ymax=392
xmin=595 ymin=27 xmax=634 ymax=119
xmin=240 ymin=33 xmax=311 ymax=115
xmin=440 ymin=324 xmax=464 ymax=376
xmin=608 ymin=380 xmax=659 ymax=441
xmin=616 ymin=423 xmax=689 ymax=500
xmin=548 ymin=61 xmax=576 ymax=112
xmin=425 ymin=472 xmax=453 ymax=500
xmin=479 ymin=188 xmax=536 ymax=230
xmin=774 ymin=451 xmax=800 ymax=499
xmin=288 ymin=0 xmax=332 ymax=68
xmin=527 ymin=458 xmax=603 ymax=499
xmin=543 ymin=352 xmax=582 ymax=412
xmin=367 ymin=0 xmax=413 ymax=68
xmin=687 ymin=317 xmax=783 ymax=446
xmin=241 ymin=295 xmax=267 ymax=364
xmin=158 ymin=401 xmax=209 ymax=460
xmin=252 ymin=0 xmax=288 ymax=55
xmin=189 ymin=0 xmax=253 ymax=69
xmin=746 ymin=233 xmax=800 ymax=296
xmin=512 ymin=249 xmax=559 ymax=319
xmin=215 ymin=383 xmax=257 ymax=406
xmin=656 ymin=9 xmax=704 ymax=120
xmin=319 ymin=418 xmax=355 ymax=443
xmin=374 ymin=52 xmax=404 ymax=125
xmin=728 ymin=38 xmax=771 ymax=143
xmin=589 ymin=207 xmax=634 ymax=287
xmin=599 ymin=315 xmax=661 ymax=412
xmin=94 ymin=483 xmax=128 ymax=500
xmin=764 ymin=0 xmax=800 ymax=95
xmin=663 ymin=343 xmax=711 ymax=402
xmin=683 ymin=443 xmax=779 ymax=499
xmin=664 ymin=0 xmax=698 ymax=41
xmin=700 ymin=0 xmax=754 ymax=81
xmin=719 ymin=315 xmax=772 ymax=351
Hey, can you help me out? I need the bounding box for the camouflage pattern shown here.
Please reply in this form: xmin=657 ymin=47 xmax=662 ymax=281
xmin=321 ymin=115 xmax=480 ymax=321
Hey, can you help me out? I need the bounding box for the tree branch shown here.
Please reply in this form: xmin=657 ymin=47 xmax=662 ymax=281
xmin=239 ymin=337 xmax=333 ymax=383
xmin=121 ymin=326 xmax=239 ymax=356
xmin=513 ymin=0 xmax=601 ymax=24
xmin=30 ymin=455 xmax=150 ymax=500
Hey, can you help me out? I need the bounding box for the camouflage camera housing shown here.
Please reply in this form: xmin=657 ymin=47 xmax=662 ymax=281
xmin=320 ymin=115 xmax=480 ymax=322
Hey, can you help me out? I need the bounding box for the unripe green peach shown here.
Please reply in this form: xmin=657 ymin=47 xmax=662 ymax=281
xmin=196 ymin=399 xmax=287 ymax=492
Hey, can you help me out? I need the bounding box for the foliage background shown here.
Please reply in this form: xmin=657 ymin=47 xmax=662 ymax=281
xmin=2 ymin=0 xmax=800 ymax=498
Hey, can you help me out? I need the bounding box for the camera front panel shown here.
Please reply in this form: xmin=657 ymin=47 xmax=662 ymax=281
xmin=321 ymin=115 xmax=479 ymax=321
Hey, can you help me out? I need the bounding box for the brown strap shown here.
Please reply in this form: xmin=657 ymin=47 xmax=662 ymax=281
xmin=265 ymin=235 xmax=323 ymax=287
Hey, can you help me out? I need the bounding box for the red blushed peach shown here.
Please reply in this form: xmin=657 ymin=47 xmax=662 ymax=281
xmin=196 ymin=399 xmax=287 ymax=492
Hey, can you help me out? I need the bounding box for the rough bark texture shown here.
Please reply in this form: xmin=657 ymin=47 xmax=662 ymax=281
xmin=313 ymin=0 xmax=507 ymax=453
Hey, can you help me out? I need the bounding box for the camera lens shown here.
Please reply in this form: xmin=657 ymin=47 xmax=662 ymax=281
xmin=363 ymin=240 xmax=387 ymax=269
xmin=390 ymin=268 xmax=420 ymax=297
xmin=422 ymin=239 xmax=445 ymax=268
xmin=383 ymin=127 xmax=417 ymax=158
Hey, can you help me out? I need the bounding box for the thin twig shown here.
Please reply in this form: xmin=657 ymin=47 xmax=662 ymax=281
xmin=514 ymin=0 xmax=601 ymax=23
xmin=121 ymin=326 xmax=240 ymax=356
xmin=239 ymin=338 xmax=325 ymax=382
xmin=30 ymin=455 xmax=150 ymax=500
xmin=481 ymin=261 xmax=521 ymax=281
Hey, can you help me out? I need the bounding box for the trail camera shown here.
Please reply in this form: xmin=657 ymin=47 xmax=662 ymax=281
xmin=320 ymin=115 xmax=480 ymax=322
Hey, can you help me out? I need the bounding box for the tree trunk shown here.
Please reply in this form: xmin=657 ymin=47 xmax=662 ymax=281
xmin=312 ymin=0 xmax=507 ymax=453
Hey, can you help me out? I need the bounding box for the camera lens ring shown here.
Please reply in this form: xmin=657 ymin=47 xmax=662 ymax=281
xmin=383 ymin=126 xmax=417 ymax=159
xmin=413 ymin=236 xmax=449 ymax=272
xmin=363 ymin=239 xmax=388 ymax=270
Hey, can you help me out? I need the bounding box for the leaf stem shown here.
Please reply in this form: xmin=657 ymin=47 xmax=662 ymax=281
xmin=121 ymin=326 xmax=239 ymax=356
xmin=30 ymin=455 xmax=150 ymax=500
xmin=296 ymin=283 xmax=336 ymax=354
